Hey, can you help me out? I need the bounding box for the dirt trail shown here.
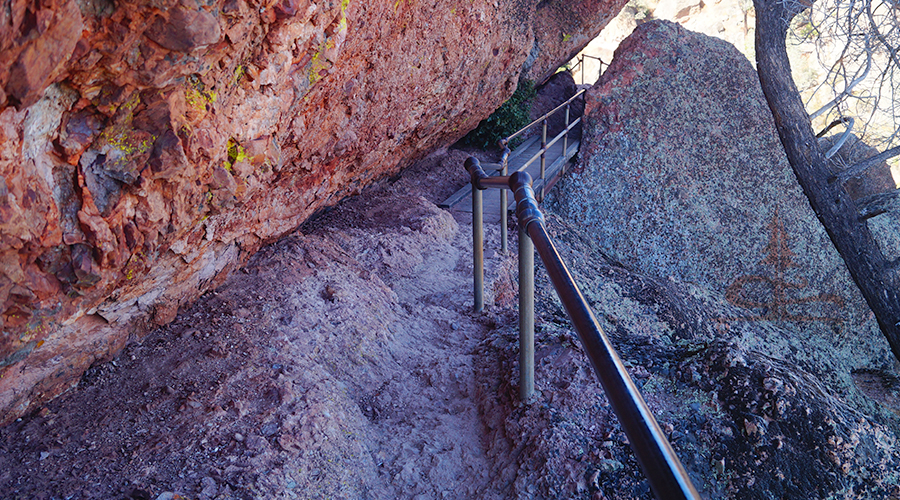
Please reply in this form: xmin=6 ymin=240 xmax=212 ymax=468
xmin=0 ymin=147 xmax=642 ymax=500
xmin=0 ymin=149 xmax=521 ymax=499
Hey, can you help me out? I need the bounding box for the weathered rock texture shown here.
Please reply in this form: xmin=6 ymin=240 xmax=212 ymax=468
xmin=0 ymin=0 xmax=628 ymax=421
xmin=542 ymin=21 xmax=900 ymax=496
xmin=503 ymin=218 xmax=900 ymax=497
xmin=552 ymin=20 xmax=900 ymax=389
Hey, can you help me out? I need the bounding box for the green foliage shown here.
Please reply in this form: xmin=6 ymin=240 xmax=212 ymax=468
xmin=462 ymin=80 xmax=536 ymax=150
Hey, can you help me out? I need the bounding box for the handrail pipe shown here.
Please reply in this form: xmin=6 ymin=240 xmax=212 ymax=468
xmin=509 ymin=171 xmax=700 ymax=499
xmin=465 ymin=156 xmax=700 ymax=499
xmin=494 ymin=88 xmax=586 ymax=251
xmin=500 ymin=89 xmax=586 ymax=148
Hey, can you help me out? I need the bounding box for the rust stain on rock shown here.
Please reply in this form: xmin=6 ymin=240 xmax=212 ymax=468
xmin=721 ymin=210 xmax=845 ymax=325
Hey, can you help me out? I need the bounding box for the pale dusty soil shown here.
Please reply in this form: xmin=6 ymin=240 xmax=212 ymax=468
xmin=0 ymin=147 xmax=640 ymax=500
xmin=0 ymin=147 xmax=483 ymax=499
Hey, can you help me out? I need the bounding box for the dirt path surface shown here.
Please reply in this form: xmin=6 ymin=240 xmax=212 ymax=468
xmin=0 ymin=149 xmax=520 ymax=499
xmin=0 ymin=147 xmax=662 ymax=500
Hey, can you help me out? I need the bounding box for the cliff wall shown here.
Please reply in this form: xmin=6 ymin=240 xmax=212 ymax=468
xmin=0 ymin=0 xmax=626 ymax=421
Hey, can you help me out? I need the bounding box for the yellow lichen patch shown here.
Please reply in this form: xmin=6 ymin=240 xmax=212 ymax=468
xmin=22 ymin=320 xmax=49 ymax=343
xmin=224 ymin=138 xmax=249 ymax=172
xmin=308 ymin=39 xmax=335 ymax=86
xmin=231 ymin=65 xmax=246 ymax=87
xmin=122 ymin=251 xmax=146 ymax=281
xmin=119 ymin=92 xmax=141 ymax=115
xmin=101 ymin=128 xmax=154 ymax=157
xmin=182 ymin=79 xmax=218 ymax=127
xmin=97 ymin=125 xmax=156 ymax=178
xmin=185 ymin=86 xmax=217 ymax=111
xmin=338 ymin=0 xmax=350 ymax=31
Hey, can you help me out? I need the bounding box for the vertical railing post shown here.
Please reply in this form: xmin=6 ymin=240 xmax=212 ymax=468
xmin=580 ymin=55 xmax=584 ymax=85
xmin=539 ymin=118 xmax=547 ymax=200
xmin=563 ymin=103 xmax=570 ymax=169
xmin=518 ymin=220 xmax=535 ymax=402
xmin=500 ymin=145 xmax=509 ymax=255
xmin=467 ymin=157 xmax=485 ymax=313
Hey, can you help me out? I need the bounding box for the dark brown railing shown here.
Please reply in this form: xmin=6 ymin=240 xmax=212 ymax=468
xmin=464 ymin=159 xmax=700 ymax=500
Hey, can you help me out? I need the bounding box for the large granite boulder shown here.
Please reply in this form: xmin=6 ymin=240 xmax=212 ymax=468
xmin=551 ymin=20 xmax=899 ymax=385
xmin=543 ymin=20 xmax=900 ymax=496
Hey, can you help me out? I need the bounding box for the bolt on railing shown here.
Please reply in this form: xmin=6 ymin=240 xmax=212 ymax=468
xmin=465 ymin=158 xmax=700 ymax=500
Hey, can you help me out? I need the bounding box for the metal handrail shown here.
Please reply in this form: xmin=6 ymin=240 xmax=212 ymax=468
xmin=465 ymin=158 xmax=700 ymax=500
xmin=518 ymin=118 xmax=582 ymax=178
xmin=569 ymin=54 xmax=607 ymax=85
xmin=500 ymin=89 xmax=587 ymax=148
xmin=493 ymin=88 xmax=587 ymax=254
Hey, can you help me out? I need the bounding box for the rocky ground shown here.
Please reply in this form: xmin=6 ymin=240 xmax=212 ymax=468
xmin=0 ymin=143 xmax=682 ymax=500
xmin=5 ymin=19 xmax=900 ymax=500
xmin=0 ymin=144 xmax=710 ymax=500
xmin=0 ymin=147 xmax=511 ymax=499
xmin=3 ymin=140 xmax=900 ymax=500
xmin=3 ymin=138 xmax=899 ymax=500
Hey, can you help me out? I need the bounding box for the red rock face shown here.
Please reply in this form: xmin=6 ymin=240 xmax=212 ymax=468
xmin=0 ymin=0 xmax=627 ymax=421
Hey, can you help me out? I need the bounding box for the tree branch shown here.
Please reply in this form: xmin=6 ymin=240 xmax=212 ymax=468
xmin=822 ymin=117 xmax=854 ymax=159
xmin=858 ymin=188 xmax=900 ymax=219
xmin=835 ymin=144 xmax=900 ymax=184
xmin=754 ymin=0 xmax=900 ymax=362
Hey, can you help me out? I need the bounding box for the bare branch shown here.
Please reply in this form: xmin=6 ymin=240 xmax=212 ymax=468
xmin=826 ymin=117 xmax=855 ymax=158
xmin=836 ymin=144 xmax=900 ymax=182
xmin=809 ymin=36 xmax=872 ymax=119
xmin=858 ymin=187 xmax=900 ymax=218
xmin=799 ymin=0 xmax=900 ymax=149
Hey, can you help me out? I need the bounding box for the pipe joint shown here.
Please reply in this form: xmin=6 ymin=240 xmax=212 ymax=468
xmin=509 ymin=172 xmax=545 ymax=229
xmin=465 ymin=157 xmax=488 ymax=189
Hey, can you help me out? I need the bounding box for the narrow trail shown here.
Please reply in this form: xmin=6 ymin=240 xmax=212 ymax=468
xmin=0 ymin=148 xmax=673 ymax=500
xmin=0 ymin=149 xmax=521 ymax=499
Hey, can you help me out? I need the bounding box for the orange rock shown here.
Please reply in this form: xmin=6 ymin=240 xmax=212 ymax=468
xmin=0 ymin=0 xmax=628 ymax=422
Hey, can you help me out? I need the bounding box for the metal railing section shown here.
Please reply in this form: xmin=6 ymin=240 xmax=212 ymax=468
xmin=492 ymin=88 xmax=587 ymax=256
xmin=465 ymin=158 xmax=701 ymax=500
xmin=569 ymin=53 xmax=607 ymax=85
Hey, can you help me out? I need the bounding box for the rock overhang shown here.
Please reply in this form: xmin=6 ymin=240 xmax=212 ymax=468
xmin=0 ymin=0 xmax=628 ymax=422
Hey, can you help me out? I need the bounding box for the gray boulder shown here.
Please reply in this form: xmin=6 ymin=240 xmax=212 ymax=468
xmin=534 ymin=19 xmax=900 ymax=498
xmin=550 ymin=20 xmax=898 ymax=384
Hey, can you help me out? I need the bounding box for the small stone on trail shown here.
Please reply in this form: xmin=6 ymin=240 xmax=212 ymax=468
xmin=200 ymin=476 xmax=217 ymax=498
xmin=128 ymin=489 xmax=151 ymax=500
xmin=234 ymin=432 xmax=244 ymax=442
